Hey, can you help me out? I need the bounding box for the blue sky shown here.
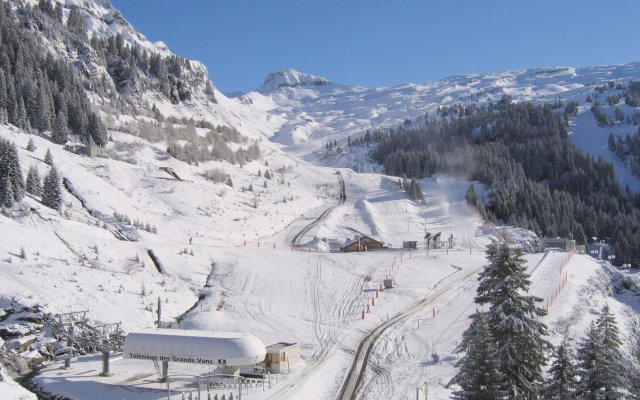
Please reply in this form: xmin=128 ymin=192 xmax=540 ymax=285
xmin=111 ymin=0 xmax=640 ymax=94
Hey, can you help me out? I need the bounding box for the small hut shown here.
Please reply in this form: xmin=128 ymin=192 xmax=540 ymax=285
xmin=540 ymin=237 xmax=576 ymax=252
xmin=402 ymin=241 xmax=418 ymax=250
xmin=258 ymin=342 xmax=300 ymax=373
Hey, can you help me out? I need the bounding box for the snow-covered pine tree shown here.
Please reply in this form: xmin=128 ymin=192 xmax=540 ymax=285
xmin=52 ymin=109 xmax=68 ymax=144
xmin=25 ymin=165 xmax=42 ymax=196
xmin=576 ymin=322 xmax=605 ymax=399
xmin=465 ymin=184 xmax=478 ymax=206
xmin=450 ymin=311 xmax=506 ymax=400
xmin=543 ymin=333 xmax=578 ymax=399
xmin=0 ymin=174 xmax=14 ymax=207
xmin=475 ymin=242 xmax=551 ymax=399
xmin=41 ymin=165 xmax=62 ymax=210
xmin=88 ymin=112 xmax=108 ymax=146
xmin=596 ymin=304 xmax=625 ymax=398
xmin=16 ymin=96 xmax=29 ymax=131
xmin=26 ymin=138 xmax=35 ymax=152
xmin=44 ymin=148 xmax=53 ymax=165
xmin=8 ymin=141 xmax=24 ymax=202
xmin=576 ymin=305 xmax=626 ymax=399
xmin=0 ymin=139 xmax=25 ymax=206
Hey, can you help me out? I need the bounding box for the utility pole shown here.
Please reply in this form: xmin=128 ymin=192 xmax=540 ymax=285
xmin=64 ymin=324 xmax=74 ymax=368
xmin=100 ymin=339 xmax=111 ymax=376
xmin=157 ymin=296 xmax=161 ymax=328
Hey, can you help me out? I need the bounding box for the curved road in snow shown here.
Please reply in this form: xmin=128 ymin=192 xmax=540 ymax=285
xmin=335 ymin=266 xmax=482 ymax=400
xmin=290 ymin=171 xmax=346 ymax=248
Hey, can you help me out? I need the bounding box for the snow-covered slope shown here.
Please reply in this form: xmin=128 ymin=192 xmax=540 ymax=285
xmin=249 ymin=64 xmax=640 ymax=178
xmin=2 ymin=1 xmax=640 ymax=398
xmin=3 ymin=116 xmax=639 ymax=398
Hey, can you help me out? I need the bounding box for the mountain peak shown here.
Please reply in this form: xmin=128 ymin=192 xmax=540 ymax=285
xmin=259 ymin=68 xmax=331 ymax=92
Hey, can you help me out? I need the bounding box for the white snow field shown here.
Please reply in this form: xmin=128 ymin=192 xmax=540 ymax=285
xmin=2 ymin=121 xmax=640 ymax=399
xmin=2 ymin=2 xmax=640 ymax=397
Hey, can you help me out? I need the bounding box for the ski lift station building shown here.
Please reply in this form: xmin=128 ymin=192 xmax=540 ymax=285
xmin=123 ymin=329 xmax=266 ymax=378
xmin=258 ymin=342 xmax=301 ymax=373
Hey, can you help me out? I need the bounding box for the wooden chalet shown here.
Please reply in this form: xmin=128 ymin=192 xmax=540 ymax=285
xmin=340 ymin=235 xmax=385 ymax=252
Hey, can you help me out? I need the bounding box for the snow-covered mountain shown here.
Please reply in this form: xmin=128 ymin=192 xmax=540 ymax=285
xmin=259 ymin=68 xmax=332 ymax=92
xmin=249 ymin=65 xmax=637 ymax=144
xmin=2 ymin=0 xmax=640 ymax=398
xmin=243 ymin=63 xmax=640 ymax=192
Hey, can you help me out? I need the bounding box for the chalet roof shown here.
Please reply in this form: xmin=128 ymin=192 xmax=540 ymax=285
xmin=342 ymin=235 xmax=384 ymax=248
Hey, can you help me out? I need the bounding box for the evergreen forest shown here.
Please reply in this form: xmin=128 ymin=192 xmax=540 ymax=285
xmin=354 ymin=97 xmax=640 ymax=265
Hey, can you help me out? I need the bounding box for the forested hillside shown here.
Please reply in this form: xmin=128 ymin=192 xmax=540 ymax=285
xmin=356 ymin=97 xmax=640 ymax=265
xmin=0 ymin=2 xmax=107 ymax=145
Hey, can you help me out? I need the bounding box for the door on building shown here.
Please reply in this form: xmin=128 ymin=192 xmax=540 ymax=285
xmin=266 ymin=353 xmax=272 ymax=368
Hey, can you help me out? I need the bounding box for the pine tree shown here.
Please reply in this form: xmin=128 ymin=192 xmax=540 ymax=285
xmin=42 ymin=165 xmax=62 ymax=210
xmin=475 ymin=242 xmax=550 ymax=399
xmin=35 ymin=85 xmax=51 ymax=132
xmin=543 ymin=334 xmax=578 ymax=399
xmin=66 ymin=6 xmax=86 ymax=37
xmin=52 ymin=109 xmax=68 ymax=144
xmin=0 ymin=173 xmax=13 ymax=207
xmin=597 ymin=304 xmax=625 ymax=398
xmin=608 ymin=132 xmax=616 ymax=152
xmin=576 ymin=305 xmax=626 ymax=399
xmin=451 ymin=312 xmax=505 ymax=399
xmin=26 ymin=138 xmax=35 ymax=152
xmin=576 ymin=322 xmax=605 ymax=399
xmin=0 ymin=107 xmax=8 ymax=124
xmin=466 ymin=184 xmax=478 ymax=206
xmin=44 ymin=148 xmax=53 ymax=165
xmin=0 ymin=139 xmax=25 ymax=206
xmin=16 ymin=96 xmax=29 ymax=131
xmin=87 ymin=112 xmax=107 ymax=146
xmin=25 ymin=165 xmax=42 ymax=197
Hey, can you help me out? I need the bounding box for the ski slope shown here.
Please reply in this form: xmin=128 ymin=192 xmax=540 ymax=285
xmin=1 ymin=2 xmax=640 ymax=396
xmin=2 ymin=117 xmax=638 ymax=398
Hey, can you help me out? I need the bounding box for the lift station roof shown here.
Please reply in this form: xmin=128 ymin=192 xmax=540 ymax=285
xmin=123 ymin=329 xmax=266 ymax=366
